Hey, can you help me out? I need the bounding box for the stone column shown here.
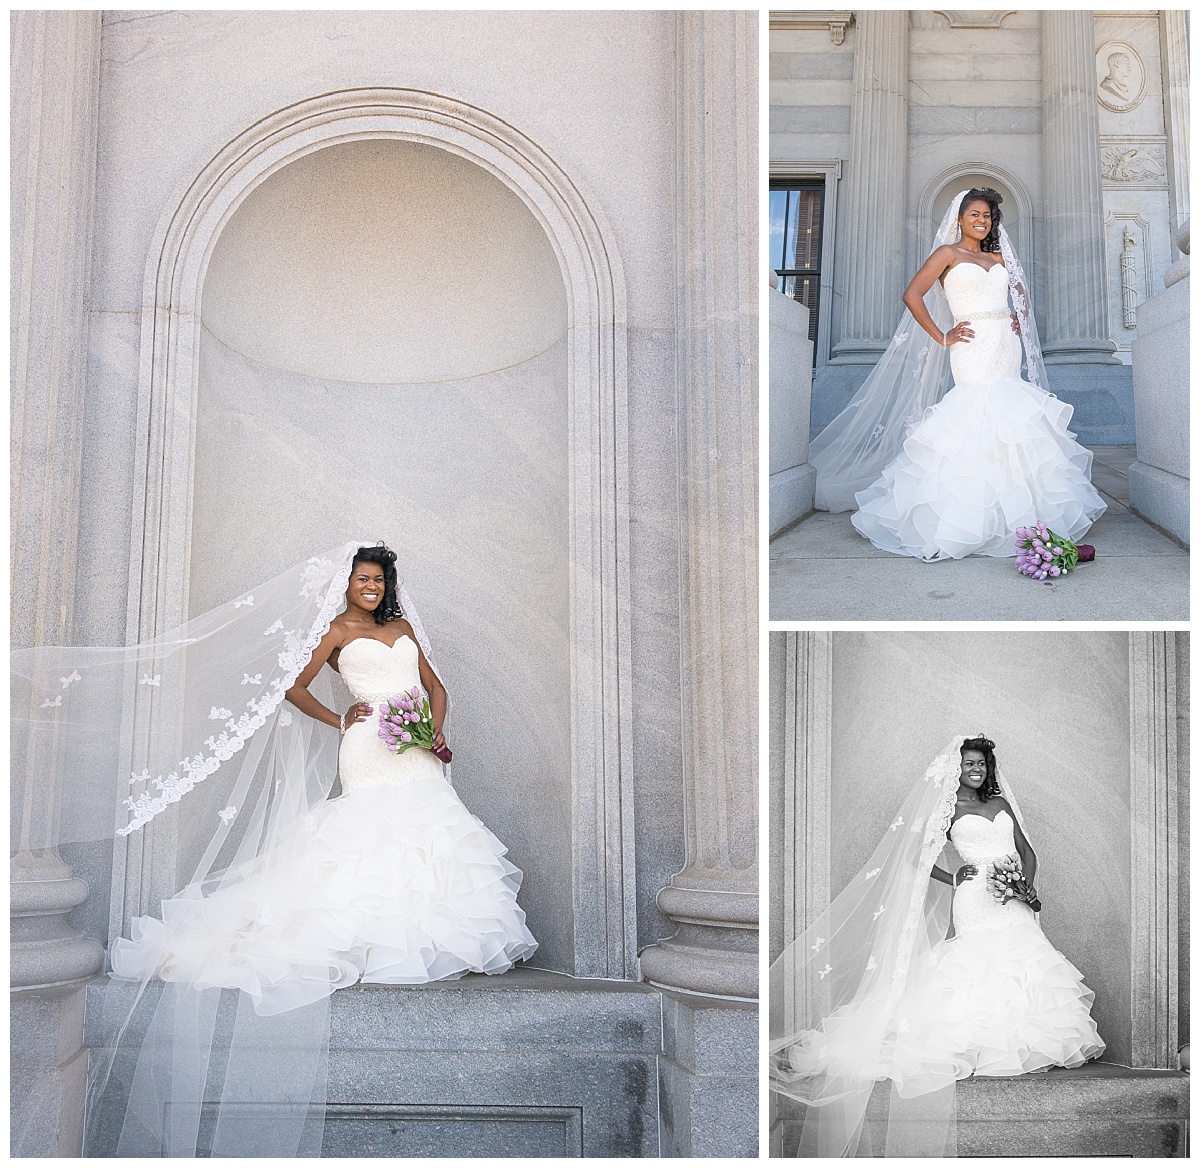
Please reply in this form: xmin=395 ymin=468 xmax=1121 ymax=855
xmin=1039 ymin=11 xmax=1118 ymax=364
xmin=638 ymin=10 xmax=757 ymax=1008
xmin=11 ymin=10 xmax=106 ymax=1157
xmin=644 ymin=23 xmax=759 ymax=1149
xmin=1159 ymin=11 xmax=1190 ymax=254
xmin=769 ymin=632 xmax=832 ymax=963
xmin=1128 ymin=632 xmax=1181 ymax=1068
xmin=831 ymin=11 xmax=908 ymax=364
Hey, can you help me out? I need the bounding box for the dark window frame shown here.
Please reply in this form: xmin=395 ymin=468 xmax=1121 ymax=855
xmin=770 ymin=179 xmax=824 ymax=345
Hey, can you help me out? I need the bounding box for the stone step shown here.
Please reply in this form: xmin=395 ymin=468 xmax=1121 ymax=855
xmin=773 ymin=1064 xmax=1189 ymax=1157
xmin=85 ymin=969 xmax=664 ymax=1157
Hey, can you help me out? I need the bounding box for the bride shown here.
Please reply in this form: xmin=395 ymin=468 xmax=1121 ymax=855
xmin=110 ymin=543 xmax=536 ymax=1006
xmin=769 ymin=735 xmax=1105 ymax=1157
xmin=811 ymin=188 xmax=1106 ymax=561
xmin=13 ymin=540 xmax=536 ymax=1155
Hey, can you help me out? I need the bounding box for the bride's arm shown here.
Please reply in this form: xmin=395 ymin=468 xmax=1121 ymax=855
xmin=285 ymin=626 xmax=357 ymax=730
xmin=930 ymin=862 xmax=977 ymax=886
xmin=1005 ymin=804 xmax=1037 ymax=884
xmin=399 ymin=620 xmax=449 ymax=752
xmin=902 ymin=245 xmax=970 ymax=347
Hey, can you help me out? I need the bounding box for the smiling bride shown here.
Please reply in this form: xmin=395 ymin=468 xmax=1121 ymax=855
xmin=111 ymin=542 xmax=538 ymax=1007
xmin=770 ymin=734 xmax=1105 ymax=1157
xmin=811 ymin=189 xmax=1106 ymax=561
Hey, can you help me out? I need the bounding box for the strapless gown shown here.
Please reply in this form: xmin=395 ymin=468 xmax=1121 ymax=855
xmin=852 ymin=262 xmax=1107 ymax=560
xmin=111 ymin=635 xmax=537 ymax=1014
xmin=891 ymin=810 xmax=1105 ymax=1080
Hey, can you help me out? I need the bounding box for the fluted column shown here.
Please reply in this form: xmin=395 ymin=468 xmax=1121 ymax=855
xmin=1128 ymin=632 xmax=1181 ymax=1068
xmin=11 ymin=10 xmax=105 ymax=1156
xmin=769 ymin=632 xmax=832 ymax=964
xmin=1159 ymin=11 xmax=1190 ymax=254
xmin=831 ymin=11 xmax=908 ymax=363
xmin=1040 ymin=11 xmax=1118 ymax=364
xmin=638 ymin=10 xmax=757 ymax=1002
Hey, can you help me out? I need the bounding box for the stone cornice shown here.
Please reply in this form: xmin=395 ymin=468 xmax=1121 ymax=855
xmin=769 ymin=10 xmax=854 ymax=44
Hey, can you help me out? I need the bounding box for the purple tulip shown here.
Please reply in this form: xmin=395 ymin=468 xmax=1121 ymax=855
xmin=1052 ymin=547 xmax=1063 ymax=556
xmin=400 ymin=731 xmax=412 ymax=743
xmin=1049 ymin=565 xmax=1060 ymax=577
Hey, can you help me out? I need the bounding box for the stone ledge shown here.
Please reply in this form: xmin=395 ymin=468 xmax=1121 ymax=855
xmin=85 ymin=969 xmax=663 ymax=1053
xmin=774 ymin=1066 xmax=1190 ymax=1157
xmin=85 ymin=971 xmax=665 ymax=1156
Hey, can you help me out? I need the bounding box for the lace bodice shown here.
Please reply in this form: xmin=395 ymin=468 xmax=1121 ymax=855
xmin=950 ymin=809 xmax=1018 ymax=863
xmin=337 ymin=635 xmax=420 ymax=701
xmin=943 ymin=261 xmax=1009 ymax=317
xmin=943 ymin=263 xmax=1022 ymax=386
xmin=335 ymin=635 xmax=443 ymax=791
xmin=949 ymin=811 xmax=1035 ymax=934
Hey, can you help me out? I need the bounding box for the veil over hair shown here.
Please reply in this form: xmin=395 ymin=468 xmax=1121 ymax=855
xmin=768 ymin=735 xmax=1033 ymax=1157
xmin=11 ymin=539 xmax=445 ymax=1156
xmin=811 ymin=189 xmax=1050 ymax=512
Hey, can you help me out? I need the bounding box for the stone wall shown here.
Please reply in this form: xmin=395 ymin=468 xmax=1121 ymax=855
xmin=768 ymin=285 xmax=815 ymax=535
xmin=71 ymin=6 xmax=689 ymax=968
xmin=1129 ymin=225 xmax=1189 ymax=546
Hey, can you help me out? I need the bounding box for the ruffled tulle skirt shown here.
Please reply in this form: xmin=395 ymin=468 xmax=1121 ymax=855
xmin=888 ymin=920 xmax=1106 ymax=1088
xmin=111 ymin=775 xmax=538 ymax=1015
xmin=851 ymin=373 xmax=1106 ymax=560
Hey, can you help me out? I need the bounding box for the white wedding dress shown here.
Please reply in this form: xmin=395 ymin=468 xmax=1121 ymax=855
xmin=779 ymin=810 xmax=1104 ymax=1091
xmin=111 ymin=634 xmax=538 ymax=1015
xmin=889 ymin=810 xmax=1105 ymax=1082
xmin=852 ymin=262 xmax=1107 ymax=560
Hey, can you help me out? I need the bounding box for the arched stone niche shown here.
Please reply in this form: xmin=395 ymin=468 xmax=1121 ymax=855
xmin=111 ymin=89 xmax=635 ymax=981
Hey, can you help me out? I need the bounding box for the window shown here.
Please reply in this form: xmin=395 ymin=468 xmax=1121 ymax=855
xmin=769 ymin=180 xmax=823 ymax=344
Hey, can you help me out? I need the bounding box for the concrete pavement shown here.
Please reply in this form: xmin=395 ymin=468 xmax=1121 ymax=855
xmin=769 ymin=447 xmax=1188 ymax=621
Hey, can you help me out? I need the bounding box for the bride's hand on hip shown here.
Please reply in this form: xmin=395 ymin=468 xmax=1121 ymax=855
xmin=945 ymin=322 xmax=973 ymax=345
xmin=1010 ymin=313 xmax=1021 ymax=336
xmin=344 ymin=701 xmax=373 ymax=726
xmin=954 ymin=864 xmax=978 ymax=887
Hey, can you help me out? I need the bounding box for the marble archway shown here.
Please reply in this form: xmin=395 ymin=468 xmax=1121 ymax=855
xmin=112 ymin=89 xmax=636 ymax=981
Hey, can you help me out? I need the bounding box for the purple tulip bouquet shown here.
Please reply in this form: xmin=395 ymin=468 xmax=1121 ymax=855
xmin=1014 ymin=520 xmax=1095 ymax=581
xmin=378 ymin=686 xmax=452 ymax=763
xmin=986 ymin=853 xmax=1041 ymax=912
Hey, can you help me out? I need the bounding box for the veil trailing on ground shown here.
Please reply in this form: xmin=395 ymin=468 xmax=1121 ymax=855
xmin=811 ymin=191 xmax=1050 ymax=512
xmin=11 ymin=540 xmax=444 ymax=1156
xmin=768 ymin=735 xmax=1032 ymax=1157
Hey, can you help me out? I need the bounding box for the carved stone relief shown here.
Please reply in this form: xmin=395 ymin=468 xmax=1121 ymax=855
xmin=1096 ymin=40 xmax=1147 ymax=113
xmin=1100 ymin=138 xmax=1168 ymax=190
xmin=934 ymin=11 xmax=1017 ymax=30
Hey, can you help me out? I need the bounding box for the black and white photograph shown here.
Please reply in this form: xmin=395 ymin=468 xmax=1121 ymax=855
xmin=768 ymin=630 xmax=1189 ymax=1156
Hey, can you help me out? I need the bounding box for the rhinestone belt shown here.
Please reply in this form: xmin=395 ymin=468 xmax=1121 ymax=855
xmin=953 ymin=308 xmax=1013 ymax=324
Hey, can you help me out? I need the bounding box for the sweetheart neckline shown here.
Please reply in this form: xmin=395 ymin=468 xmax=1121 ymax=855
xmin=951 ymin=808 xmax=1012 ymax=829
xmin=339 ymin=633 xmax=415 ymax=653
xmin=946 ymin=261 xmax=1006 ymax=278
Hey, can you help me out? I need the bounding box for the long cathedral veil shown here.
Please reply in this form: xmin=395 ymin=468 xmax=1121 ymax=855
xmin=11 ymin=539 xmax=446 ymax=1156
xmin=811 ymin=190 xmax=1049 ymax=512
xmin=768 ymin=735 xmax=1033 ymax=1157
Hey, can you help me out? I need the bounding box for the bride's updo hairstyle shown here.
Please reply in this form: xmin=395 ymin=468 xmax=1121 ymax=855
xmin=352 ymin=543 xmax=404 ymax=624
xmin=958 ymin=187 xmax=1003 ymax=254
xmin=961 ymin=734 xmax=1002 ymax=800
